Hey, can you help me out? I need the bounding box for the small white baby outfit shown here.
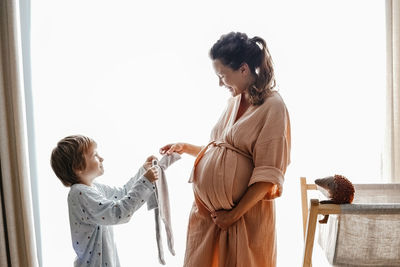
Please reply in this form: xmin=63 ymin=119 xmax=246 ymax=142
xmin=147 ymin=152 xmax=181 ymax=265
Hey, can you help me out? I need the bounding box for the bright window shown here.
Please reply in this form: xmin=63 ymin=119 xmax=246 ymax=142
xmin=31 ymin=1 xmax=385 ymax=266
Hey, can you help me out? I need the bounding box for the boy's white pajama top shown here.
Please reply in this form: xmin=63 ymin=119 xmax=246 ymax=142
xmin=68 ymin=167 xmax=155 ymax=267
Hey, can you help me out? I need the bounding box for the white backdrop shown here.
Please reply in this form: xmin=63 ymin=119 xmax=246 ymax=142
xmin=32 ymin=1 xmax=385 ymax=266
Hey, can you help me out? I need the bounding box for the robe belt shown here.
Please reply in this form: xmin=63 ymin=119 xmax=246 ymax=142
xmin=213 ymin=141 xmax=252 ymax=161
xmin=189 ymin=140 xmax=252 ymax=183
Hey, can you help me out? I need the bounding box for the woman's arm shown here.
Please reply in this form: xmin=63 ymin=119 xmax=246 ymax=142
xmin=160 ymin=142 xmax=203 ymax=157
xmin=211 ymin=182 xmax=277 ymax=229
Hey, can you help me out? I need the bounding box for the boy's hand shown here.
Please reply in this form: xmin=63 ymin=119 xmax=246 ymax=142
xmin=144 ymin=166 xmax=159 ymax=183
xmin=143 ymin=155 xmax=158 ymax=170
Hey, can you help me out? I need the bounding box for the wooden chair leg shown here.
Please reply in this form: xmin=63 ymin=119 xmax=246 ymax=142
xmin=300 ymin=177 xmax=308 ymax=239
xmin=302 ymin=199 xmax=319 ymax=267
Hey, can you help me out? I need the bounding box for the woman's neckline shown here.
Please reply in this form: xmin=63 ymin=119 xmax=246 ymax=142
xmin=233 ymin=93 xmax=251 ymax=124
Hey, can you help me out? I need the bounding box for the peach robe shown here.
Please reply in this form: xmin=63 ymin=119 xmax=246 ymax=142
xmin=184 ymin=92 xmax=291 ymax=267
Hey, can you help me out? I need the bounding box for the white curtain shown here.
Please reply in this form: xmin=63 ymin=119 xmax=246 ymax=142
xmin=384 ymin=0 xmax=400 ymax=183
xmin=0 ymin=0 xmax=38 ymax=266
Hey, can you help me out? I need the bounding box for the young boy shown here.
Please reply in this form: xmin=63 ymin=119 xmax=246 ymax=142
xmin=50 ymin=134 xmax=159 ymax=267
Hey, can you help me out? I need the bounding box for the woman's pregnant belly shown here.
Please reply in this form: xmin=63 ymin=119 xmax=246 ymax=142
xmin=193 ymin=146 xmax=253 ymax=210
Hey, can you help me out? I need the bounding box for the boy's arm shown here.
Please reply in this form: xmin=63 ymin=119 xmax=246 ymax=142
xmin=122 ymin=155 xmax=157 ymax=194
xmin=73 ymin=177 xmax=156 ymax=225
xmin=123 ymin=166 xmax=146 ymax=193
xmin=96 ymin=166 xmax=146 ymax=200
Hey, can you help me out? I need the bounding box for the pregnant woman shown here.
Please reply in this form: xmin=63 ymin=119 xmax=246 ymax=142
xmin=160 ymin=32 xmax=291 ymax=267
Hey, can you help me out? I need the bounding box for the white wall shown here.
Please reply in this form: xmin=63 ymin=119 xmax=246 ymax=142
xmin=32 ymin=1 xmax=385 ymax=266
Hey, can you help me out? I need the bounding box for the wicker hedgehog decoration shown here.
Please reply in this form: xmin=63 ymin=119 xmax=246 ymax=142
xmin=314 ymin=174 xmax=355 ymax=223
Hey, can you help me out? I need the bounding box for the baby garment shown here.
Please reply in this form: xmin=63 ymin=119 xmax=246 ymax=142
xmin=147 ymin=152 xmax=181 ymax=265
xmin=68 ymin=167 xmax=156 ymax=267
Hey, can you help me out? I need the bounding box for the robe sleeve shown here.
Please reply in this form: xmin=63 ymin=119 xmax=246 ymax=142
xmin=72 ymin=176 xmax=155 ymax=225
xmin=248 ymin=98 xmax=291 ymax=194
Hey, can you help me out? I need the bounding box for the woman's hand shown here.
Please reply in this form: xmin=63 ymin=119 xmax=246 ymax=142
xmin=143 ymin=155 xmax=158 ymax=170
xmin=210 ymin=209 xmax=239 ymax=230
xmin=159 ymin=143 xmax=186 ymax=155
xmin=210 ymin=182 xmax=278 ymax=229
xmin=160 ymin=143 xmax=203 ymax=157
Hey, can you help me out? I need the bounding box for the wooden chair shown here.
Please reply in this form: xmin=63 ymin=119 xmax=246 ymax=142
xmin=300 ymin=177 xmax=340 ymax=267
xmin=300 ymin=177 xmax=400 ymax=267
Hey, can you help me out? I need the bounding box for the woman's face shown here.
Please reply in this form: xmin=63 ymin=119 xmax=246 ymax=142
xmin=212 ymin=59 xmax=249 ymax=97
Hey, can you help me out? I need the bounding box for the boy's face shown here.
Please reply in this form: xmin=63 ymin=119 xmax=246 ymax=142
xmin=79 ymin=143 xmax=104 ymax=183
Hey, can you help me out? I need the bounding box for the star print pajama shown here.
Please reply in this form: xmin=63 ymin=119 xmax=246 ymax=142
xmin=68 ymin=167 xmax=155 ymax=267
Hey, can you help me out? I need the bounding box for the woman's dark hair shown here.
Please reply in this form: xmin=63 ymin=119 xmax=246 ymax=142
xmin=210 ymin=32 xmax=276 ymax=105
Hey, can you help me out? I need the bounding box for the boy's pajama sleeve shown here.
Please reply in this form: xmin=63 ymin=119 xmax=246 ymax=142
xmin=95 ymin=167 xmax=147 ymax=199
xmin=124 ymin=166 xmax=146 ymax=191
xmin=75 ymin=176 xmax=155 ymax=225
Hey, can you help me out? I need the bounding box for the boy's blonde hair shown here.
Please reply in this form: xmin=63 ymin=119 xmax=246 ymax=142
xmin=50 ymin=135 xmax=95 ymax=187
